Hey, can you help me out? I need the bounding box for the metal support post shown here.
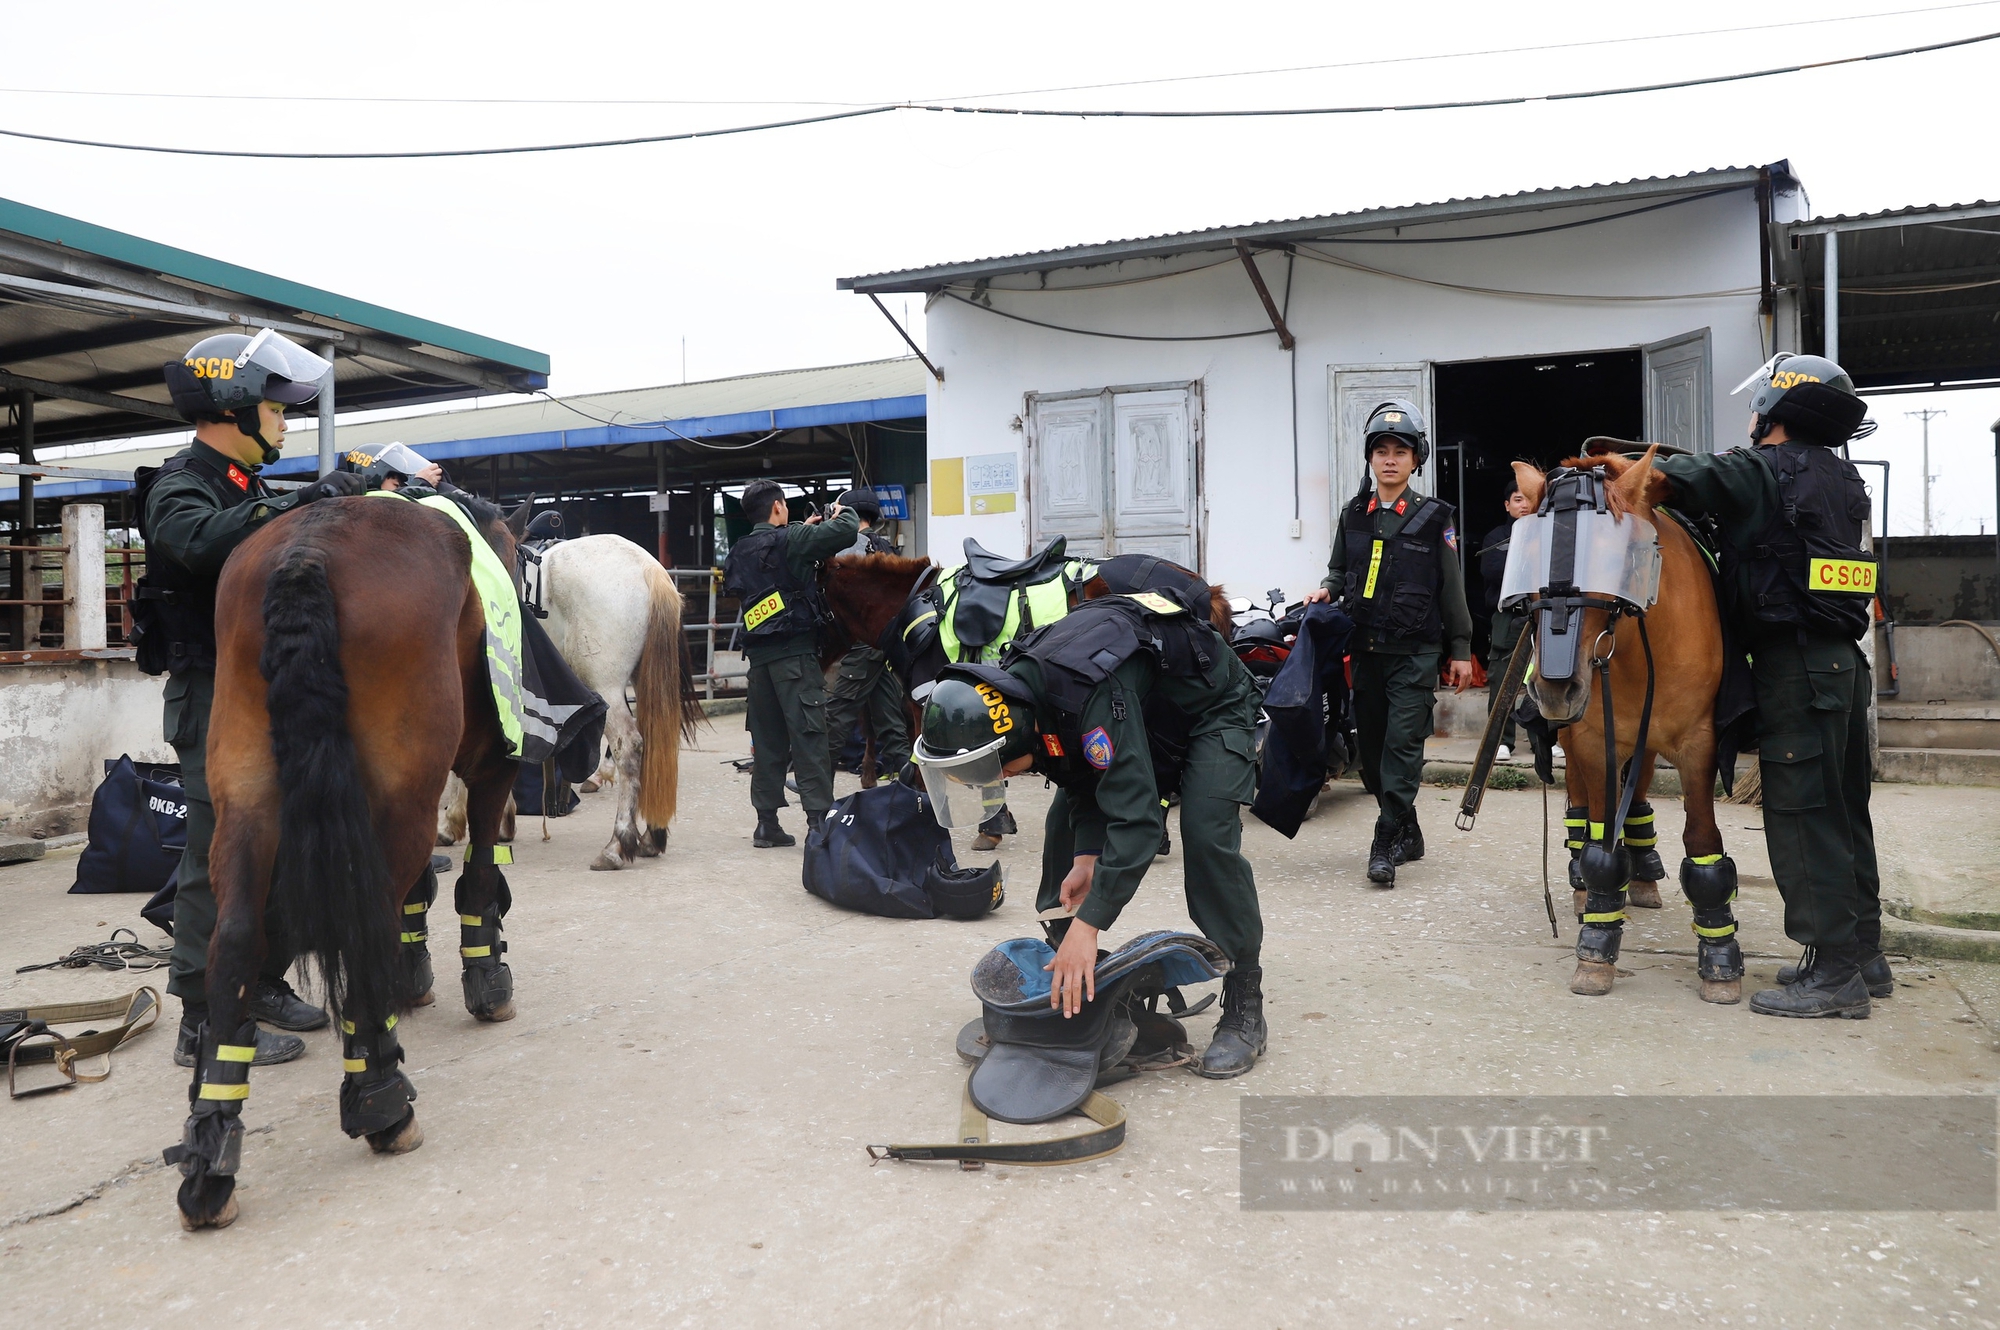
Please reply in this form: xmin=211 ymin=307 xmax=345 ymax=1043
xmin=61 ymin=503 xmax=105 ymax=650
xmin=1823 ymin=229 xmax=1840 ymax=365
xmin=656 ymin=442 xmax=669 ymax=567
xmin=706 ymin=569 xmax=718 ymax=703
xmin=317 ymin=343 xmax=338 ymax=477
xmin=14 ymin=390 xmax=35 ymax=648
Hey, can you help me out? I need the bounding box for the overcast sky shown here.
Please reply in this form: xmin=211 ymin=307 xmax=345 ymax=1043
xmin=4 ymin=0 xmax=1997 ymax=532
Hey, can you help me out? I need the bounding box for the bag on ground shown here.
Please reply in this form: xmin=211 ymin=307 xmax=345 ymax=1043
xmin=803 ymin=780 xmax=959 ymax=919
xmin=70 ymin=756 xmax=187 ymax=896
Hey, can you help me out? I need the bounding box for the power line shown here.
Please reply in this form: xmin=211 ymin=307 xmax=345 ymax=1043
xmin=1 ymin=28 xmax=1994 ymax=159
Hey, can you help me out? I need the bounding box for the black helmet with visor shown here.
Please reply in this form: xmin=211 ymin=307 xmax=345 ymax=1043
xmin=163 ymin=328 xmax=330 ymax=464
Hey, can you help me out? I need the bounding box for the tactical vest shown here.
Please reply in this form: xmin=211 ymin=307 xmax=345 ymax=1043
xmin=130 ymin=451 xmax=269 ymax=675
xmin=1340 ymin=493 xmax=1450 ymax=643
xmin=1733 ymin=443 xmax=1875 ymax=641
xmin=1092 ymin=552 xmax=1213 ymax=620
xmin=723 ymin=525 xmax=825 ymax=639
xmin=934 ymin=560 xmax=1089 ymax=664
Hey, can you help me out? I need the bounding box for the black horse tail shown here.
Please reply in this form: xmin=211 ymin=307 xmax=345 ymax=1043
xmin=260 ymin=543 xmax=399 ymax=1028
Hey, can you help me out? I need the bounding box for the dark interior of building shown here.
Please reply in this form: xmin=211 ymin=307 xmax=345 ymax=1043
xmin=1433 ymin=348 xmax=1643 ymax=658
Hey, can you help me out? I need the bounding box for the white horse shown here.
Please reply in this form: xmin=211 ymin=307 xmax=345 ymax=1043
xmin=440 ymin=534 xmax=700 ymax=870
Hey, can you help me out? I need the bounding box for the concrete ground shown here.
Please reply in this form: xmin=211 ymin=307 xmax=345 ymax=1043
xmin=2 ymin=735 xmax=1997 ymax=1329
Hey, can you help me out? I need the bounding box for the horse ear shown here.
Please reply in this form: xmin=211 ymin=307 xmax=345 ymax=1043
xmin=1608 ymin=445 xmax=1667 ymax=517
xmin=504 ymin=500 xmax=534 ymax=538
xmin=1511 ymin=461 xmax=1546 ymax=510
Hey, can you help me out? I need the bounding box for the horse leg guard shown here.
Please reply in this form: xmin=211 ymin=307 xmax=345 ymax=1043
xmin=1571 ymin=841 xmax=1630 ymax=996
xmin=400 ymin=865 xmax=439 ymax=1008
xmin=340 ymin=1014 xmax=422 ymax=1152
xmin=1680 ymin=854 xmax=1745 ymax=1004
xmin=162 ymin=1019 xmax=252 ymax=1230
xmin=1622 ymin=802 xmax=1666 ymax=909
xmin=1565 ymin=806 xmax=1589 ymax=922
xmin=458 ymin=850 xmax=516 ymax=1022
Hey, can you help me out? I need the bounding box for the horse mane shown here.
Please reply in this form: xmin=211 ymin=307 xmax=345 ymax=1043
xmin=823 ymin=551 xmax=935 ymax=581
xmin=1557 ymin=449 xmax=1668 ymax=520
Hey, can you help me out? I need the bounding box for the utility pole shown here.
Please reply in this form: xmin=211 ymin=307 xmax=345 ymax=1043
xmin=1907 ymin=408 xmax=1947 ymax=536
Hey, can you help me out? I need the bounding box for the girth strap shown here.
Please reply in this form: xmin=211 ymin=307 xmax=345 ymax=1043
xmin=867 ymin=1080 xmax=1126 ymax=1169
xmin=3 ymin=987 xmax=161 ymax=1098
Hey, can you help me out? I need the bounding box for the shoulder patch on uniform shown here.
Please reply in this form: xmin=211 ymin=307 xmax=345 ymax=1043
xmin=1444 ymin=524 xmax=1456 ymax=550
xmin=1042 ymin=733 xmax=1065 ymax=757
xmin=1082 ymin=726 xmax=1114 ymax=770
xmin=225 ymin=464 xmax=250 ymax=491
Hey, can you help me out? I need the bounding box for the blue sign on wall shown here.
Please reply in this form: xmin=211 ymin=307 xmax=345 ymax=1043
xmin=871 ymin=484 xmax=910 ymax=520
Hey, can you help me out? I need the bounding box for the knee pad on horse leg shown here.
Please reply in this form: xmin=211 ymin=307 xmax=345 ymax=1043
xmin=163 ymin=1019 xmax=252 ymax=1186
xmin=1621 ymin=802 xmax=1667 ymax=882
xmin=1679 ymin=854 xmax=1744 ymax=981
xmin=456 ymin=848 xmax=514 ymax=1018
xmin=339 ymin=1014 xmax=415 ymax=1139
xmin=1575 ymin=841 xmax=1631 ymax=965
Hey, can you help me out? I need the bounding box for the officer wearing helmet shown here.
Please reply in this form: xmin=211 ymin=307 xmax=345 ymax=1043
xmin=135 ymin=330 xmax=368 ymax=1066
xmin=911 ymin=591 xmax=1269 ymax=1078
xmin=1305 ymin=400 xmax=1474 ymax=886
xmin=822 ymin=489 xmax=912 ymax=782
xmin=1652 ymin=353 xmax=1886 ymax=1019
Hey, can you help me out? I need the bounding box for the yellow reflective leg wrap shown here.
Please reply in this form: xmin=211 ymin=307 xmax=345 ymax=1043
xmin=192 ymin=1027 xmax=254 ymax=1104
xmin=401 ymin=896 xmax=428 ymax=945
xmin=338 ymin=1015 xmax=412 ymax=1140
xmin=460 ymin=910 xmax=504 ymax=961
xmin=1622 ymin=808 xmax=1658 ymax=848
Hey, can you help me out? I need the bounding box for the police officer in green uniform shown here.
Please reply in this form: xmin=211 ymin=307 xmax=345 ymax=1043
xmin=822 ymin=489 xmax=912 ymax=781
xmin=136 ymin=330 xmax=367 ymax=1066
xmin=1306 ymin=401 xmax=1474 ymax=885
xmin=722 ymin=480 xmax=860 ymax=846
xmin=1478 ymin=478 xmax=1535 ymax=761
xmin=1652 ymin=354 xmax=1888 ymax=1019
xmin=913 ymin=591 xmax=1268 ymax=1077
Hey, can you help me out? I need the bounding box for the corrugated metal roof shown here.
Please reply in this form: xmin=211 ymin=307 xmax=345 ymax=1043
xmin=3 ymin=357 xmax=929 ymax=501
xmin=839 ymin=165 xmax=1782 ymax=293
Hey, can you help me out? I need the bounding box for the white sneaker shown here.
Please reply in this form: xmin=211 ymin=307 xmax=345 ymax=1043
xmin=1495 ymin=745 xmax=1512 ymax=762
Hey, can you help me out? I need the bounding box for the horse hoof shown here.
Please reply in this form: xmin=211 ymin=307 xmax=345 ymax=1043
xmin=579 ymin=778 xmax=601 ymax=794
xmin=1628 ymin=880 xmax=1663 ymax=909
xmin=1700 ymin=977 xmax=1743 ymax=1005
xmin=475 ymin=1000 xmax=516 ymax=1023
xmin=435 ymin=832 xmax=455 ymax=847
xmin=589 ymin=852 xmax=623 ymax=872
xmin=411 ymin=989 xmax=436 ymax=1008
xmin=1570 ymin=960 xmax=1618 ymax=996
xmin=634 ymin=838 xmax=663 ymax=859
xmin=178 ymin=1193 xmax=239 ymax=1232
xmin=367 ymin=1110 xmax=424 ymax=1155
xmin=970 ymin=834 xmax=1002 ymax=853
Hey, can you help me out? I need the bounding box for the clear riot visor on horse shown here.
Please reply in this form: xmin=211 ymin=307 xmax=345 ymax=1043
xmin=1498 ymin=469 xmax=1662 ymax=683
xmin=911 ymin=735 xmax=1009 ymax=829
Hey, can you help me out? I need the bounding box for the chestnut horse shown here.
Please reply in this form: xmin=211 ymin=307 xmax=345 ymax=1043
xmin=172 ymin=494 xmax=525 ymax=1230
xmin=1514 ymin=449 xmax=1741 ymax=1005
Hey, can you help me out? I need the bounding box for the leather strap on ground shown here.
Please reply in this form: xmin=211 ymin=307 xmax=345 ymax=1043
xmin=868 ymin=1082 xmax=1126 ymax=1168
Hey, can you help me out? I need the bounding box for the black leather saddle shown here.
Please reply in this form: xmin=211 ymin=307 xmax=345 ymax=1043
xmin=869 ymin=930 xmax=1228 ymax=1168
xmin=947 ymin=536 xmax=1077 ymax=656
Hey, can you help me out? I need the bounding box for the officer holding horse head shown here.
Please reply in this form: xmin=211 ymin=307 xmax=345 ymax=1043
xmin=722 ymin=480 xmax=859 ymax=847
xmin=823 ymin=488 xmax=912 ymax=783
xmin=912 ymin=590 xmax=1269 ymax=1078
xmin=135 ymin=330 xmax=367 ymax=1066
xmin=1306 ymin=401 xmax=1474 ymax=886
xmin=1651 ymin=354 xmax=1887 ymax=1020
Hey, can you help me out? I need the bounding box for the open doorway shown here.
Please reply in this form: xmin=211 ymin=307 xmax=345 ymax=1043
xmin=1433 ymin=349 xmax=1643 ymax=660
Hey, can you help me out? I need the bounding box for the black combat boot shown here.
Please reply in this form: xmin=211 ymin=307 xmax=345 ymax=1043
xmin=1195 ymin=965 xmax=1266 ymax=1079
xmin=1157 ymin=827 xmax=1172 ymax=858
xmin=1395 ymin=811 xmax=1425 ymax=864
xmin=1750 ymin=944 xmax=1872 ymax=1019
xmin=247 ymin=974 xmax=329 ymax=1031
xmin=1366 ymin=822 xmax=1399 ymax=887
xmin=752 ymin=811 xmax=795 ymax=848
xmin=174 ymin=1003 xmax=304 ymax=1068
xmin=1776 ymin=946 xmax=1894 ymax=998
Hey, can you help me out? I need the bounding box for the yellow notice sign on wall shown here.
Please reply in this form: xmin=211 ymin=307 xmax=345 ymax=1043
xmin=930 ymin=457 xmax=965 ymax=516
xmin=969 ymin=492 xmax=1017 ymax=515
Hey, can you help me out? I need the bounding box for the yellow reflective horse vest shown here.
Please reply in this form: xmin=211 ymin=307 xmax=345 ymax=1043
xmin=935 ymin=559 xmax=1094 ymax=664
xmin=368 ymin=491 xmax=526 ymax=756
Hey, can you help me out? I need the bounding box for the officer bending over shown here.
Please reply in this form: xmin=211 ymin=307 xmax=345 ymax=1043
xmin=914 ymin=591 xmax=1269 ymax=1078
xmin=1478 ymin=476 xmax=1535 ymax=762
xmin=722 ymin=481 xmax=859 ymax=846
xmin=1652 ymin=354 xmax=1886 ymax=1019
xmin=137 ymin=330 xmax=367 ymax=1066
xmin=1306 ymin=401 xmax=1473 ymax=886
xmin=823 ymin=489 xmax=912 ymax=781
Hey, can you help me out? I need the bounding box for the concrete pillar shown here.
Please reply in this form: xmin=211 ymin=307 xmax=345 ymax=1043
xmin=1823 ymin=229 xmax=1840 ymax=365
xmin=317 ymin=344 xmax=338 ymax=477
xmin=61 ymin=503 xmax=106 ymax=651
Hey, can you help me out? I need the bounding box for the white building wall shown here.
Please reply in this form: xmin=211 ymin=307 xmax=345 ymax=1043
xmin=920 ymin=189 xmax=1770 ymax=600
xmin=0 ymin=659 xmax=170 ymax=836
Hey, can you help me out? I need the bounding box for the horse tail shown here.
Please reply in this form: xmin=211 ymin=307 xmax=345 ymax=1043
xmin=635 ymin=562 xmax=702 ymax=828
xmin=259 ymin=542 xmax=399 ymax=1027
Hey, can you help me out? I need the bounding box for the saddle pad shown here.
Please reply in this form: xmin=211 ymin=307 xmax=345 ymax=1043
xmin=971 ymin=931 xmax=1229 ymax=1016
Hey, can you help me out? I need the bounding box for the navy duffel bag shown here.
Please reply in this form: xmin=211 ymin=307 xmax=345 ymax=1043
xmin=70 ymin=755 xmax=187 ymax=897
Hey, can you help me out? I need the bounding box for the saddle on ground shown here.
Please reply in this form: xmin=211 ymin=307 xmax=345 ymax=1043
xmin=869 ymin=930 xmax=1228 ymax=1168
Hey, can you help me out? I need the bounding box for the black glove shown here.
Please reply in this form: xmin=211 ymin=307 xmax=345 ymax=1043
xmin=290 ymin=472 xmax=367 ymax=506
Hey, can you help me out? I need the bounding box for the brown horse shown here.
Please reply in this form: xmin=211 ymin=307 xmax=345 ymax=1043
xmin=1514 ymin=449 xmax=1741 ymax=1004
xmin=172 ymin=494 xmax=527 ymax=1230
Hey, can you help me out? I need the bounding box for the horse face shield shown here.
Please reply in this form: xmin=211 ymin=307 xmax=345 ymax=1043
xmin=1498 ymin=469 xmax=1662 ymax=684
